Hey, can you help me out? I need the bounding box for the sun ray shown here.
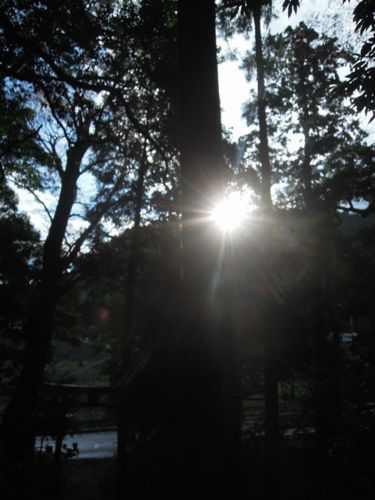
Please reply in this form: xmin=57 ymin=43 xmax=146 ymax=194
xmin=211 ymin=191 xmax=248 ymax=233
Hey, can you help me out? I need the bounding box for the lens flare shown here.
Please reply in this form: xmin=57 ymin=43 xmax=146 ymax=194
xmin=211 ymin=191 xmax=247 ymax=232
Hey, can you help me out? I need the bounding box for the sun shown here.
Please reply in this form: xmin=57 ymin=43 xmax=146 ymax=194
xmin=211 ymin=191 xmax=247 ymax=233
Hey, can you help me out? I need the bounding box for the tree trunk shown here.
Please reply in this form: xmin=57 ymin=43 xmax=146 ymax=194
xmin=116 ymin=149 xmax=148 ymax=494
xmin=296 ymin=44 xmax=334 ymax=452
xmin=253 ymin=5 xmax=280 ymax=498
xmin=123 ymin=154 xmax=148 ymax=337
xmin=1 ymin=138 xmax=89 ymax=462
xmin=175 ymin=0 xmax=241 ymax=497
xmin=253 ymin=3 xmax=272 ymax=212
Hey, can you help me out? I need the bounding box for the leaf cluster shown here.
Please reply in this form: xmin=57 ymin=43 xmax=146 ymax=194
xmin=241 ymin=23 xmax=374 ymax=212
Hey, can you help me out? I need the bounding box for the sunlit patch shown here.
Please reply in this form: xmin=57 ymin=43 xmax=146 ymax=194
xmin=211 ymin=191 xmax=248 ymax=233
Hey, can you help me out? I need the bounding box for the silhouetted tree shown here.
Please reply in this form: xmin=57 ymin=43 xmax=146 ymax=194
xmin=242 ymin=21 xmax=374 ymax=453
xmin=0 ymin=0 xmax=179 ymax=463
xmin=174 ymin=0 xmax=241 ymax=497
xmin=0 ymin=183 xmax=41 ymax=415
xmin=219 ymin=5 xmax=280 ymax=494
xmin=1 ymin=90 xmax=95 ymax=460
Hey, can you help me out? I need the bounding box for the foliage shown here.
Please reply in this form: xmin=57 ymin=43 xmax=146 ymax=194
xmin=342 ymin=0 xmax=375 ymax=118
xmin=241 ymin=23 xmax=374 ymax=213
xmin=55 ymin=220 xmax=182 ymax=377
xmin=282 ymin=0 xmax=375 ymax=118
xmin=0 ymin=183 xmax=41 ymax=415
xmin=282 ymin=0 xmax=300 ymax=17
xmin=218 ymin=0 xmax=273 ymax=38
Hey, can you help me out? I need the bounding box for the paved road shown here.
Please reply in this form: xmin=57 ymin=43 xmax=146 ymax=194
xmin=36 ymin=430 xmax=117 ymax=459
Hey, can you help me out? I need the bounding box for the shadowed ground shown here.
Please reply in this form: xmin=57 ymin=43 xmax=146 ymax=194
xmin=56 ymin=459 xmax=115 ymax=500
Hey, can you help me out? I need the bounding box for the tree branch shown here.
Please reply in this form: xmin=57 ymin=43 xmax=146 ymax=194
xmin=63 ymin=175 xmax=127 ymax=266
xmin=9 ymin=178 xmax=54 ymax=224
xmin=337 ymin=201 xmax=375 ymax=217
xmin=0 ymin=8 xmax=168 ymax=159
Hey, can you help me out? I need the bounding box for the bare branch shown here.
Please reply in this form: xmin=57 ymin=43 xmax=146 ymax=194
xmin=9 ymin=178 xmax=53 ymax=224
xmin=63 ymin=174 xmax=127 ymax=266
xmin=41 ymin=87 xmax=72 ymax=147
xmin=51 ymin=141 xmax=64 ymax=177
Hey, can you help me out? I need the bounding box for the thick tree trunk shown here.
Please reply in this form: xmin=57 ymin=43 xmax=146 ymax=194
xmin=175 ymin=0 xmax=241 ymax=498
xmin=1 ymin=139 xmax=88 ymax=462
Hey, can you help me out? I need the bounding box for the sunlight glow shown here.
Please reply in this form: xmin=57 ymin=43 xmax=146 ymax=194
xmin=211 ymin=191 xmax=248 ymax=233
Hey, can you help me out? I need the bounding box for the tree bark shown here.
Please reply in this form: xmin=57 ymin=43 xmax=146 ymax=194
xmin=1 ymin=133 xmax=89 ymax=462
xmin=175 ymin=1 xmax=241 ymax=498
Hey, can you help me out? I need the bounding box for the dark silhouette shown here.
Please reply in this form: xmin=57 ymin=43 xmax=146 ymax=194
xmin=175 ymin=1 xmax=241 ymax=498
xmin=62 ymin=442 xmax=79 ymax=458
xmin=1 ymin=118 xmax=92 ymax=461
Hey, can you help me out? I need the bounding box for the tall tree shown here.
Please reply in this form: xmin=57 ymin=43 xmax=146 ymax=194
xmin=241 ymin=21 xmax=374 ymax=451
xmin=241 ymin=23 xmax=374 ymax=215
xmin=242 ymin=5 xmax=281 ymax=480
xmin=1 ymin=0 xmax=179 ymax=463
xmin=1 ymin=86 xmax=96 ymax=460
xmin=175 ymin=0 xmax=241 ymax=497
xmin=219 ymin=4 xmax=280 ymax=493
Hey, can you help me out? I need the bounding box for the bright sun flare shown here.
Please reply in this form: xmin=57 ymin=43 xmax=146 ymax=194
xmin=211 ymin=191 xmax=247 ymax=232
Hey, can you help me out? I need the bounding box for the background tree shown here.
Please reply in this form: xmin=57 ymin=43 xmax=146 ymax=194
xmin=0 ymin=0 xmax=181 ymax=463
xmin=1 ymin=84 xmax=102 ymax=460
xmin=242 ymin=22 xmax=374 ymax=211
xmin=341 ymin=0 xmax=374 ymax=117
xmin=0 ymin=184 xmax=41 ymax=417
xmin=219 ymin=5 xmax=282 ymax=495
xmin=282 ymin=0 xmax=375 ymax=118
xmin=241 ymin=20 xmax=374 ymax=454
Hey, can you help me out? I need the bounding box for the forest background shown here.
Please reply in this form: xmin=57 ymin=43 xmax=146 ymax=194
xmin=0 ymin=0 xmax=374 ymax=499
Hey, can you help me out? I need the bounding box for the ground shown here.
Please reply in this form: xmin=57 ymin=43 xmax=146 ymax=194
xmin=1 ymin=442 xmax=375 ymax=499
xmin=56 ymin=459 xmax=116 ymax=500
xmin=0 ymin=458 xmax=116 ymax=500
